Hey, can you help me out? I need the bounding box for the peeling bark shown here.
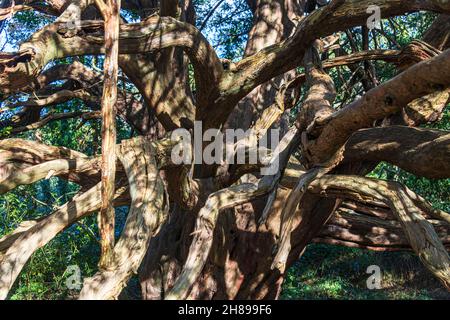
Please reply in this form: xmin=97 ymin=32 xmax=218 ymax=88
xmin=97 ymin=0 xmax=120 ymax=269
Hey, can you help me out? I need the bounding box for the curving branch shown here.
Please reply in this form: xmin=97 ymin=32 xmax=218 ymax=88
xmin=0 ymin=138 xmax=90 ymax=162
xmin=0 ymin=138 xmax=104 ymax=188
xmin=315 ymin=208 xmax=450 ymax=251
xmin=165 ymin=127 xmax=302 ymax=299
xmin=0 ymin=133 xmax=190 ymax=194
xmin=2 ymin=0 xmax=450 ymax=130
xmin=32 ymin=60 xmax=102 ymax=91
xmin=204 ymin=0 xmax=450 ymax=128
xmin=0 ymin=182 xmax=128 ymax=299
xmin=271 ymin=148 xmax=345 ymax=273
xmin=0 ymin=134 xmax=187 ymax=299
xmin=2 ymin=1 xmax=450 ymax=299
xmin=0 ymin=157 xmax=99 ymax=194
xmin=10 ymin=111 xmax=101 ymax=134
xmin=0 ymin=15 xmax=223 ymax=103
xmin=1 ymin=59 xmax=162 ymax=138
xmin=0 ymin=3 xmax=33 ymax=20
xmin=308 ymin=48 xmax=450 ymax=163
xmin=422 ymin=14 xmax=450 ymax=51
xmin=342 ymin=126 xmax=450 ymax=179
xmin=305 ymin=175 xmax=450 ymax=290
xmin=1 ymin=89 xmax=97 ymax=111
xmin=164 ymin=180 xmax=273 ymax=300
xmin=79 ymin=138 xmax=168 ymax=299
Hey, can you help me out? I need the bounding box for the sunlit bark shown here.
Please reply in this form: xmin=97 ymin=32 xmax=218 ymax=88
xmin=1 ymin=0 xmax=450 ymax=300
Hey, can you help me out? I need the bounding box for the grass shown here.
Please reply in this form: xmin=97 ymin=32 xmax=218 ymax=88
xmin=281 ymin=244 xmax=450 ymax=300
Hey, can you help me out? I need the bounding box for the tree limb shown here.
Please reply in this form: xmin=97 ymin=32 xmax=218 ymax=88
xmin=79 ymin=138 xmax=168 ymax=299
xmin=97 ymin=0 xmax=120 ymax=269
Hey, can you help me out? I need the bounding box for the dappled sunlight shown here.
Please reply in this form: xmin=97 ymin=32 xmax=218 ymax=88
xmin=0 ymin=0 xmax=449 ymax=301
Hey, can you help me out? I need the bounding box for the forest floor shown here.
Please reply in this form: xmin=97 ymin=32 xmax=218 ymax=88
xmin=281 ymin=244 xmax=450 ymax=300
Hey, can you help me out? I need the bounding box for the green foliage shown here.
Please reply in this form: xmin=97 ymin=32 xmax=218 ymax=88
xmin=0 ymin=126 xmax=12 ymax=138
xmin=8 ymin=220 xmax=100 ymax=300
xmin=0 ymin=180 xmax=98 ymax=300
xmin=194 ymin=0 xmax=253 ymax=60
xmin=5 ymin=11 xmax=54 ymax=49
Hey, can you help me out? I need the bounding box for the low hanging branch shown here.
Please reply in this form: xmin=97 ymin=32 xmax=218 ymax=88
xmin=0 ymin=134 xmax=189 ymax=299
xmin=0 ymin=4 xmax=33 ymax=21
xmin=341 ymin=126 xmax=450 ymax=179
xmin=164 ymin=181 xmax=268 ymax=300
xmin=0 ymin=183 xmax=128 ymax=300
xmin=98 ymin=0 xmax=121 ymax=269
xmin=0 ymin=137 xmax=120 ymax=189
xmin=315 ymin=206 xmax=450 ymax=251
xmin=0 ymin=89 xmax=96 ymax=112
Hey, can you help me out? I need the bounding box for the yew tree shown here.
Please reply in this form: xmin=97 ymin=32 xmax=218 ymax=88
xmin=0 ymin=0 xmax=450 ymax=300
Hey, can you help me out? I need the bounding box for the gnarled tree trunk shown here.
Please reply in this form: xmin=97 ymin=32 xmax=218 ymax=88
xmin=0 ymin=0 xmax=450 ymax=300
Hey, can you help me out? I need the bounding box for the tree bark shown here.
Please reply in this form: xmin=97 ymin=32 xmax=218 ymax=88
xmin=98 ymin=0 xmax=121 ymax=269
xmin=1 ymin=0 xmax=450 ymax=300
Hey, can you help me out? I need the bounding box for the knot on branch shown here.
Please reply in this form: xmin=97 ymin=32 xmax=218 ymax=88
xmin=220 ymin=59 xmax=236 ymax=72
